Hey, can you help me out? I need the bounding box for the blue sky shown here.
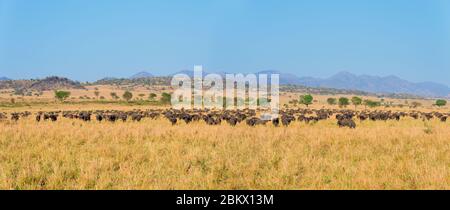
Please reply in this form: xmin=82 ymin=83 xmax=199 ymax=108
xmin=0 ymin=0 xmax=449 ymax=84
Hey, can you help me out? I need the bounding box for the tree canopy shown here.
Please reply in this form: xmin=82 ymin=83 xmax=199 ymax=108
xmin=327 ymin=98 xmax=337 ymax=105
xmin=338 ymin=97 xmax=350 ymax=107
xmin=436 ymin=99 xmax=447 ymax=107
xmin=122 ymin=91 xmax=133 ymax=101
xmin=299 ymin=94 xmax=314 ymax=107
xmin=351 ymin=96 xmax=362 ymax=108
xmin=54 ymin=90 xmax=71 ymax=101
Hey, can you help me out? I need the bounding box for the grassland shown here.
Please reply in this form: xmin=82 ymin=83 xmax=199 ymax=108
xmin=0 ymin=85 xmax=449 ymax=189
xmin=0 ymin=113 xmax=449 ymax=190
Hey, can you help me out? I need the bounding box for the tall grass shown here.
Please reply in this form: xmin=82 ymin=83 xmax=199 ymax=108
xmin=0 ymin=117 xmax=449 ymax=189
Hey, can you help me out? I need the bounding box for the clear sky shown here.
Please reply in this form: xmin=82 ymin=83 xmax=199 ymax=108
xmin=0 ymin=0 xmax=449 ymax=84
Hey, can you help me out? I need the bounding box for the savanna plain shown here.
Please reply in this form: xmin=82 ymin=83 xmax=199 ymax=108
xmin=0 ymin=87 xmax=449 ymax=190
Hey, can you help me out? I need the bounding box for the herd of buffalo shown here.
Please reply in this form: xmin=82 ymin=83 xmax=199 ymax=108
xmin=0 ymin=108 xmax=448 ymax=128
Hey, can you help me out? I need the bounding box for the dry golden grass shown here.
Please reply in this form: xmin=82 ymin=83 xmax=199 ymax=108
xmin=0 ymin=115 xmax=449 ymax=190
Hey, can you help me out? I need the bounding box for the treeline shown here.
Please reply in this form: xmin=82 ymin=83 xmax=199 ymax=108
xmin=53 ymin=90 xmax=172 ymax=105
xmin=288 ymin=94 xmax=447 ymax=109
xmin=281 ymin=84 xmax=425 ymax=99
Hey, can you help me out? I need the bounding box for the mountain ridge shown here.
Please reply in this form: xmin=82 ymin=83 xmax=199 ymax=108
xmin=292 ymin=71 xmax=450 ymax=98
xmin=127 ymin=70 xmax=449 ymax=98
xmin=130 ymin=71 xmax=154 ymax=79
xmin=0 ymin=76 xmax=11 ymax=81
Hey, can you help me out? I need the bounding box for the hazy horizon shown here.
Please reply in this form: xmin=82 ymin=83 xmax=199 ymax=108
xmin=1 ymin=0 xmax=449 ymax=85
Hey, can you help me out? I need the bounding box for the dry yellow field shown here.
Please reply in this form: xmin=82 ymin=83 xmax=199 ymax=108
xmin=0 ymin=111 xmax=449 ymax=190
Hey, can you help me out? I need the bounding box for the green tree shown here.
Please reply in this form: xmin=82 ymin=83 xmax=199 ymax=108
xmin=122 ymin=91 xmax=133 ymax=101
xmin=363 ymin=100 xmax=381 ymax=108
xmin=351 ymin=96 xmax=362 ymax=109
xmin=327 ymin=98 xmax=337 ymax=105
xmin=299 ymin=94 xmax=313 ymax=107
xmin=160 ymin=92 xmax=171 ymax=104
xmin=435 ymin=99 xmax=447 ymax=107
xmin=54 ymin=90 xmax=71 ymax=102
xmin=338 ymin=97 xmax=350 ymax=108
xmin=149 ymin=93 xmax=157 ymax=101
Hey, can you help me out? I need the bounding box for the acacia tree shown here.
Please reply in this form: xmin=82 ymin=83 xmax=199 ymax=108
xmin=94 ymin=91 xmax=100 ymax=99
xmin=149 ymin=93 xmax=157 ymax=101
xmin=54 ymin=90 xmax=71 ymax=102
xmin=338 ymin=97 xmax=350 ymax=108
xmin=110 ymin=92 xmax=119 ymax=100
xmin=351 ymin=96 xmax=362 ymax=109
xmin=122 ymin=91 xmax=133 ymax=101
xmin=436 ymin=99 xmax=447 ymax=107
xmin=299 ymin=94 xmax=313 ymax=107
xmin=327 ymin=98 xmax=337 ymax=106
xmin=160 ymin=92 xmax=171 ymax=104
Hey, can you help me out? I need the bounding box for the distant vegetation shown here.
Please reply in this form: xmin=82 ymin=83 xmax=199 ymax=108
xmin=93 ymin=77 xmax=172 ymax=87
xmin=327 ymin=98 xmax=337 ymax=105
xmin=280 ymin=84 xmax=425 ymax=99
xmin=54 ymin=90 xmax=71 ymax=102
xmin=122 ymin=91 xmax=133 ymax=101
xmin=351 ymin=97 xmax=362 ymax=109
xmin=0 ymin=76 xmax=84 ymax=92
xmin=0 ymin=76 xmax=434 ymax=101
xmin=299 ymin=94 xmax=313 ymax=107
xmin=160 ymin=92 xmax=171 ymax=104
xmin=436 ymin=99 xmax=447 ymax=107
xmin=338 ymin=97 xmax=350 ymax=108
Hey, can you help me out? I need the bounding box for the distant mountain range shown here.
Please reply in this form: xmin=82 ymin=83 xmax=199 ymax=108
xmin=265 ymin=71 xmax=450 ymax=98
xmin=0 ymin=77 xmax=11 ymax=81
xmin=130 ymin=71 xmax=154 ymax=79
xmin=139 ymin=70 xmax=450 ymax=98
